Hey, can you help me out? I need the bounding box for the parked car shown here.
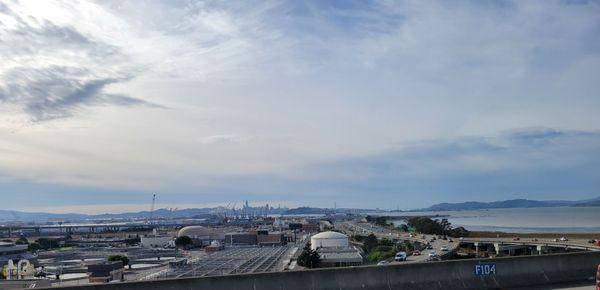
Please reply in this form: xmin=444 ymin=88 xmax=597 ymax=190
xmin=377 ymin=260 xmax=389 ymax=266
xmin=394 ymin=252 xmax=407 ymax=261
xmin=448 ymin=239 xmax=454 ymax=242
xmin=413 ymin=250 xmax=421 ymax=256
xmin=428 ymin=251 xmax=437 ymax=258
xmin=512 ymin=237 xmax=520 ymax=241
xmin=426 ymin=244 xmax=433 ymax=250
xmin=440 ymin=246 xmax=449 ymax=251
xmin=560 ymin=237 xmax=569 ymax=241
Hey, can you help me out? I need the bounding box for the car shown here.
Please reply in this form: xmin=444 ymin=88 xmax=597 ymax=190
xmin=560 ymin=237 xmax=569 ymax=241
xmin=413 ymin=250 xmax=421 ymax=256
xmin=459 ymin=237 xmax=464 ymax=241
xmin=426 ymin=244 xmax=433 ymax=250
xmin=512 ymin=237 xmax=520 ymax=241
xmin=448 ymin=239 xmax=454 ymax=242
xmin=428 ymin=251 xmax=437 ymax=258
xmin=440 ymin=246 xmax=448 ymax=251
xmin=553 ymin=238 xmax=559 ymax=242
xmin=377 ymin=260 xmax=389 ymax=266
xmin=588 ymin=239 xmax=596 ymax=244
xmin=394 ymin=251 xmax=407 ymax=261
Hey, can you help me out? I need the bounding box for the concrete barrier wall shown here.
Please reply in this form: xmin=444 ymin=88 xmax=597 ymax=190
xmin=46 ymin=251 xmax=600 ymax=290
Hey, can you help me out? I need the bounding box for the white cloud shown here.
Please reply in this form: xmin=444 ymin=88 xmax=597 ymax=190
xmin=0 ymin=0 xmax=599 ymax=209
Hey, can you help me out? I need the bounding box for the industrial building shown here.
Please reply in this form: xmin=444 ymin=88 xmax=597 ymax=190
xmin=310 ymin=231 xmax=363 ymax=268
xmin=87 ymin=261 xmax=124 ymax=283
xmin=225 ymin=231 xmax=286 ymax=246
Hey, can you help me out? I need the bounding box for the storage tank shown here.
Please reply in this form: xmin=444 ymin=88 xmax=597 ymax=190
xmin=310 ymin=231 xmax=349 ymax=250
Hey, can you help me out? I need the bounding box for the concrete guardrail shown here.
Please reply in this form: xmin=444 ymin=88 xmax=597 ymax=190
xmin=43 ymin=251 xmax=600 ymax=290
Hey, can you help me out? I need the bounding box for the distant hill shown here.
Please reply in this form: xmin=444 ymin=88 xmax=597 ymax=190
xmin=283 ymin=207 xmax=333 ymax=215
xmin=1 ymin=207 xmax=251 ymax=222
xmin=421 ymin=197 xmax=599 ymax=211
xmin=0 ymin=210 xmax=88 ymax=222
xmin=572 ymin=196 xmax=600 ymax=207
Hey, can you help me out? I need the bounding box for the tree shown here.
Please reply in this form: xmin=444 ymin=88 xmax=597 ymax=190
xmin=175 ymin=236 xmax=193 ymax=249
xmin=108 ymin=255 xmax=130 ymax=267
xmin=374 ymin=216 xmax=388 ymax=227
xmin=124 ymin=236 xmax=141 ymax=246
xmin=15 ymin=237 xmax=29 ymax=245
xmin=406 ymin=217 xmax=469 ymax=237
xmin=297 ymin=242 xmax=321 ymax=269
xmin=34 ymin=238 xmax=59 ymax=250
xmin=362 ymin=233 xmax=379 ymax=253
xmin=28 ymin=242 xmax=41 ymax=252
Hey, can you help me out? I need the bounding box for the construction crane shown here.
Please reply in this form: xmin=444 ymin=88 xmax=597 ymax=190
xmin=149 ymin=194 xmax=156 ymax=224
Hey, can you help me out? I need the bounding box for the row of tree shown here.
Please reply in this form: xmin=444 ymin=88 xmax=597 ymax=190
xmin=406 ymin=217 xmax=469 ymax=237
xmin=365 ymin=215 xmax=389 ymax=227
xmin=2 ymin=237 xmax=62 ymax=252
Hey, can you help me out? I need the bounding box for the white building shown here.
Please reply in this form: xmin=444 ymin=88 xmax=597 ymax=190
xmin=140 ymin=236 xmax=173 ymax=248
xmin=310 ymin=231 xmax=349 ymax=250
xmin=310 ymin=231 xmax=363 ymax=267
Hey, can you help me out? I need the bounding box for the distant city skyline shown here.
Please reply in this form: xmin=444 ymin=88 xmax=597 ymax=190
xmin=1 ymin=1 xmax=600 ymax=213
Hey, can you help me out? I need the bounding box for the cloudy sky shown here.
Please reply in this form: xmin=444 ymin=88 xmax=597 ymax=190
xmin=1 ymin=0 xmax=599 ymax=213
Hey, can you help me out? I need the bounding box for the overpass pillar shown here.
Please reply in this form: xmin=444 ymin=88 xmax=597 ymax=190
xmin=494 ymin=243 xmax=500 ymax=255
xmin=474 ymin=242 xmax=479 ymax=257
xmin=536 ymin=245 xmax=549 ymax=255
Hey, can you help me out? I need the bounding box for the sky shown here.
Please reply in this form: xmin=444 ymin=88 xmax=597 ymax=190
xmin=1 ymin=0 xmax=600 ymax=214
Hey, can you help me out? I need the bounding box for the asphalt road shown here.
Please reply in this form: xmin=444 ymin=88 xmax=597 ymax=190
xmin=339 ymin=221 xmax=458 ymax=263
xmin=509 ymin=281 xmax=596 ymax=289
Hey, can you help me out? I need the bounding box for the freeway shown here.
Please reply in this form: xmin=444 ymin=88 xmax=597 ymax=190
xmin=339 ymin=219 xmax=600 ymax=264
xmin=339 ymin=221 xmax=459 ymax=263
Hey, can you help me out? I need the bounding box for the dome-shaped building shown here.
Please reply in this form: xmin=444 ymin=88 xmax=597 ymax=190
xmin=310 ymin=231 xmax=349 ymax=250
xmin=177 ymin=226 xmax=225 ymax=246
xmin=178 ymin=226 xmax=214 ymax=238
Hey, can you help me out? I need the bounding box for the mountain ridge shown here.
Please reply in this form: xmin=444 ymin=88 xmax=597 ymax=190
xmin=420 ymin=197 xmax=600 ymax=211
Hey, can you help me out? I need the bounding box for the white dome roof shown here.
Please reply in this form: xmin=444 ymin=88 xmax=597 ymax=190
xmin=178 ymin=226 xmax=218 ymax=237
xmin=311 ymin=231 xmax=347 ymax=240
